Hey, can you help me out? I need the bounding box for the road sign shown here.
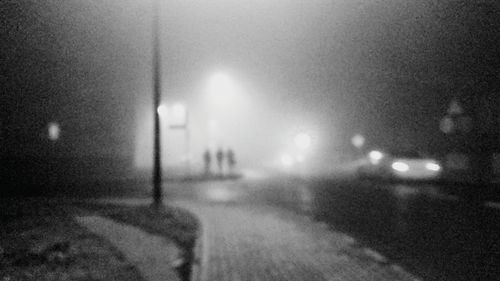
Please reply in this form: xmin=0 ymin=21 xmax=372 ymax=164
xmin=169 ymin=125 xmax=187 ymax=130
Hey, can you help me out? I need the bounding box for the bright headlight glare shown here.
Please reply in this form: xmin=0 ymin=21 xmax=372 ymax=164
xmin=369 ymin=150 xmax=384 ymax=161
xmin=425 ymin=162 xmax=441 ymax=171
xmin=392 ymin=161 xmax=409 ymax=172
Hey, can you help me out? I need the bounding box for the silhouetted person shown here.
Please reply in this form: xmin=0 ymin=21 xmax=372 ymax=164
xmin=203 ymin=149 xmax=212 ymax=175
xmin=216 ymin=148 xmax=224 ymax=175
xmin=227 ymin=148 xmax=236 ymax=174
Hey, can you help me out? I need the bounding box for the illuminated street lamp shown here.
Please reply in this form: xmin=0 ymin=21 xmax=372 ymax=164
xmin=157 ymin=104 xmax=168 ymax=118
xmin=368 ymin=150 xmax=384 ymax=164
xmin=208 ymin=73 xmax=234 ymax=103
xmin=48 ymin=122 xmax=61 ymax=141
xmin=206 ymin=72 xmax=246 ymax=114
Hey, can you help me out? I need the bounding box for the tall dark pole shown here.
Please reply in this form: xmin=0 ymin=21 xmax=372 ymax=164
xmin=152 ymin=0 xmax=162 ymax=207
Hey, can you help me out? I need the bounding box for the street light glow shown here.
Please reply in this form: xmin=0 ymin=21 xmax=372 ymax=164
xmin=157 ymin=104 xmax=168 ymax=117
xmin=368 ymin=150 xmax=384 ymax=161
xmin=207 ymin=72 xmax=242 ymax=110
xmin=392 ymin=161 xmax=409 ymax=172
xmin=209 ymin=73 xmax=233 ymax=97
xmin=281 ymin=154 xmax=294 ymax=167
xmin=294 ymin=133 xmax=312 ymax=150
xmin=351 ymin=134 xmax=365 ymax=149
xmin=368 ymin=150 xmax=384 ymax=164
xmin=48 ymin=122 xmax=60 ymax=141
xmin=425 ymin=162 xmax=441 ymax=171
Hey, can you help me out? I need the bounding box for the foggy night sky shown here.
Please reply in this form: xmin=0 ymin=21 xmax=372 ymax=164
xmin=2 ymin=0 xmax=499 ymax=170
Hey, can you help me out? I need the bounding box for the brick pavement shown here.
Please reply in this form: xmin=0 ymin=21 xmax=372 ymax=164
xmin=175 ymin=201 xmax=420 ymax=281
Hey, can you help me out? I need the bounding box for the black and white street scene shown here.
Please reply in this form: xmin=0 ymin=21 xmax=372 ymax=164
xmin=2 ymin=1 xmax=499 ymax=281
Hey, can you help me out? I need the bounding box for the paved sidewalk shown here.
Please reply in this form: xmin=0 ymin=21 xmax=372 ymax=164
xmin=175 ymin=201 xmax=420 ymax=281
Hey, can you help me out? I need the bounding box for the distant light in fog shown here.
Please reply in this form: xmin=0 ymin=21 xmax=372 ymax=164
xmin=207 ymin=72 xmax=239 ymax=110
xmin=157 ymin=104 xmax=168 ymax=117
xmin=425 ymin=162 xmax=441 ymax=171
xmin=392 ymin=161 xmax=409 ymax=172
xmin=368 ymin=150 xmax=384 ymax=164
xmin=351 ymin=134 xmax=365 ymax=149
xmin=281 ymin=154 xmax=294 ymax=167
xmin=294 ymin=133 xmax=312 ymax=150
xmin=48 ymin=122 xmax=60 ymax=141
xmin=209 ymin=73 xmax=233 ymax=97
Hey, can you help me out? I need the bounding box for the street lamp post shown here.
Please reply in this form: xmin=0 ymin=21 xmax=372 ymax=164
xmin=152 ymin=0 xmax=162 ymax=207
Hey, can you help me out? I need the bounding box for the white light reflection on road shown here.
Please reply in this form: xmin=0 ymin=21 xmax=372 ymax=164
xmin=205 ymin=185 xmax=237 ymax=202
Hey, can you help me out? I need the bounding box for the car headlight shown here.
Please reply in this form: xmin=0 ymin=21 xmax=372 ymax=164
xmin=392 ymin=161 xmax=409 ymax=172
xmin=368 ymin=150 xmax=384 ymax=164
xmin=425 ymin=162 xmax=441 ymax=171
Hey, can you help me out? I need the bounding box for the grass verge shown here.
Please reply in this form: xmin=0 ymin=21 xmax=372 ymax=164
xmin=78 ymin=202 xmax=199 ymax=281
xmin=0 ymin=199 xmax=142 ymax=281
xmin=1 ymin=199 xmax=199 ymax=281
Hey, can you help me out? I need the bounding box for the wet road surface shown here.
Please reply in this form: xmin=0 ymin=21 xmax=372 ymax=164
xmin=165 ymin=175 xmax=500 ymax=281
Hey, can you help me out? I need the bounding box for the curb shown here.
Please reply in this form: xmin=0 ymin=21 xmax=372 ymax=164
xmin=189 ymin=212 xmax=208 ymax=281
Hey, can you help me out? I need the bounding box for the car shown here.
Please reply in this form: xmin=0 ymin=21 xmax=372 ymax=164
xmin=357 ymin=149 xmax=442 ymax=181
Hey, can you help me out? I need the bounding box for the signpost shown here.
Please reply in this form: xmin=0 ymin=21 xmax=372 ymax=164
xmin=168 ymin=105 xmax=190 ymax=177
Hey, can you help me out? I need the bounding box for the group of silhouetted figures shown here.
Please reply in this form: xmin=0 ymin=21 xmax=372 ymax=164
xmin=203 ymin=148 xmax=236 ymax=175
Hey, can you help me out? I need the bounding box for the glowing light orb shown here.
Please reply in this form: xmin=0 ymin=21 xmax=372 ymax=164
xmin=351 ymin=134 xmax=365 ymax=148
xmin=368 ymin=150 xmax=384 ymax=161
xmin=207 ymin=72 xmax=239 ymax=110
xmin=157 ymin=104 xmax=168 ymax=117
xmin=209 ymin=73 xmax=233 ymax=96
xmin=392 ymin=161 xmax=409 ymax=172
xmin=425 ymin=162 xmax=441 ymax=171
xmin=48 ymin=122 xmax=60 ymax=141
xmin=294 ymin=133 xmax=312 ymax=150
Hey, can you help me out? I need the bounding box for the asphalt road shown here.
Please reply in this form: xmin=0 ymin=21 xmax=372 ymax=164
xmin=4 ymin=171 xmax=498 ymax=280
xmin=164 ymin=175 xmax=499 ymax=281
